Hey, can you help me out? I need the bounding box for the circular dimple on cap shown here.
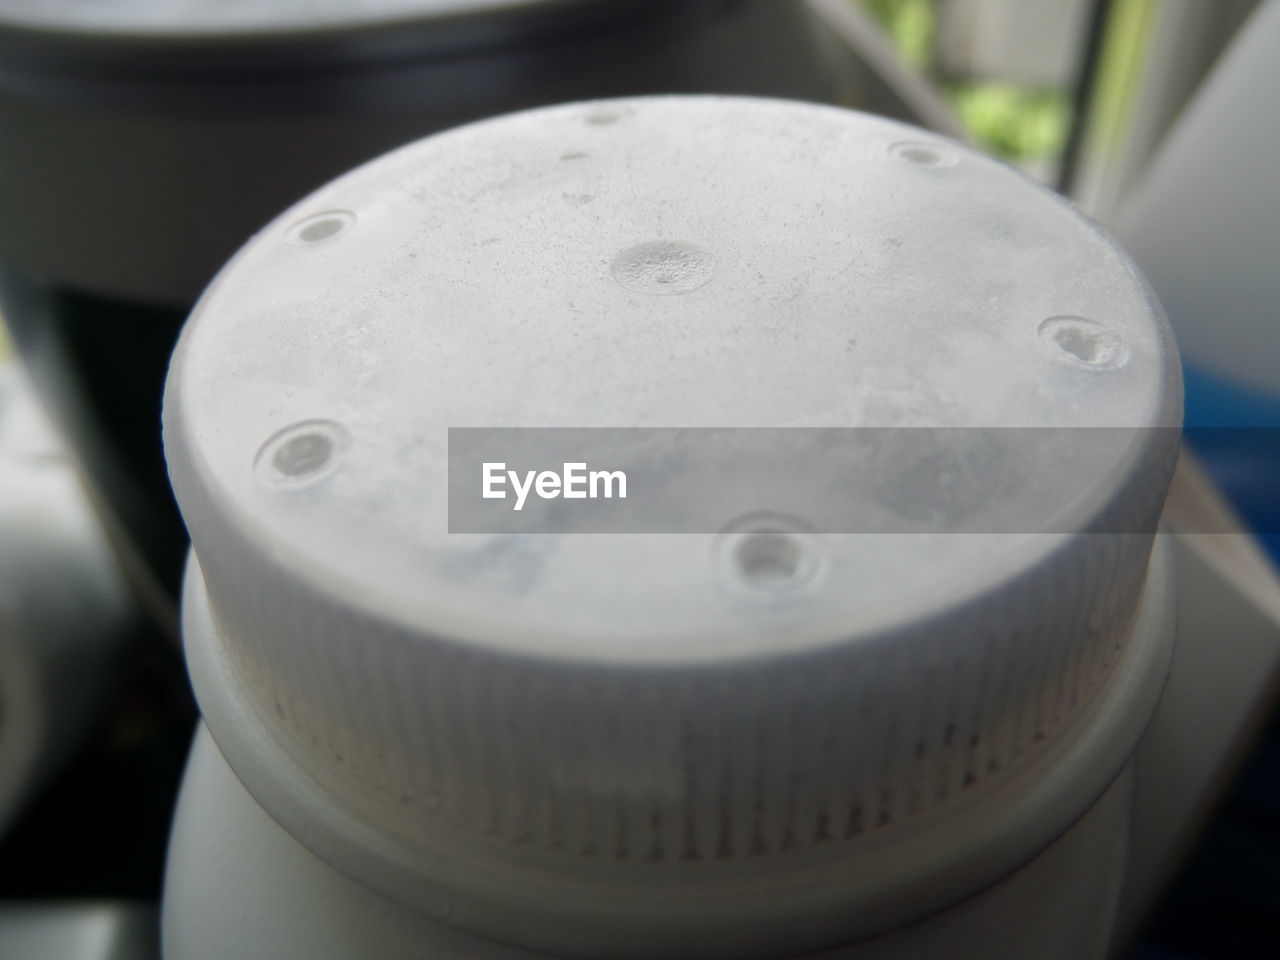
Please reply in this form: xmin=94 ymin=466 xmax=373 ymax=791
xmin=255 ymin=420 xmax=346 ymax=487
xmin=611 ymin=240 xmax=714 ymax=296
xmin=717 ymin=513 xmax=826 ymax=598
xmin=286 ymin=210 xmax=355 ymax=245
xmin=890 ymin=140 xmax=958 ymax=168
xmin=584 ymin=106 xmax=631 ymax=127
xmin=1039 ymin=316 xmax=1129 ymax=369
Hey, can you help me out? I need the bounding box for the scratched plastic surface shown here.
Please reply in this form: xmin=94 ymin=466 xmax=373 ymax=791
xmin=166 ymin=97 xmax=1178 ymax=662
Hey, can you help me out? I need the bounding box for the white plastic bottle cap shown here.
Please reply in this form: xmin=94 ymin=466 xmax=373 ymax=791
xmin=165 ymin=97 xmax=1181 ymax=958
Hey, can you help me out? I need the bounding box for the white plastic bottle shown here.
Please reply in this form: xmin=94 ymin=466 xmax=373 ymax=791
xmin=161 ymin=97 xmax=1181 ymax=959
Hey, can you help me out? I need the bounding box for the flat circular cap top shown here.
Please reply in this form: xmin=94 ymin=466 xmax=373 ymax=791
xmin=169 ymin=96 xmax=1176 ymax=663
xmin=0 ymin=0 xmax=583 ymax=37
xmin=166 ymin=97 xmax=1180 ymax=956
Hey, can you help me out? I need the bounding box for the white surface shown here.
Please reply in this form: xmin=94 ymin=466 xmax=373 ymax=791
xmin=167 ymin=96 xmax=1179 ymax=657
xmin=165 ymin=723 xmax=1133 ymax=960
xmin=167 ymin=508 xmax=1280 ymax=958
xmin=164 ymin=97 xmax=1182 ymax=957
xmin=180 ymin=542 xmax=1174 ymax=956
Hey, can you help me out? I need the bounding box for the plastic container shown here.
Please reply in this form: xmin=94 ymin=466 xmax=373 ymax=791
xmin=162 ymin=96 xmax=1182 ymax=959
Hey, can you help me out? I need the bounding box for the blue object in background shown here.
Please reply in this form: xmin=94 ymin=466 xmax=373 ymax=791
xmin=1131 ymin=362 xmax=1280 ymax=959
xmin=1182 ymin=363 xmax=1280 ymax=562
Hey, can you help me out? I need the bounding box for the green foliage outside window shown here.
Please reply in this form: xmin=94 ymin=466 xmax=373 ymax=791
xmin=858 ymin=0 xmax=1073 ymax=166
